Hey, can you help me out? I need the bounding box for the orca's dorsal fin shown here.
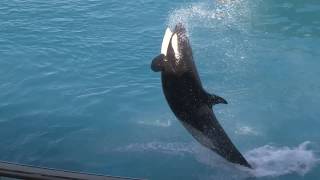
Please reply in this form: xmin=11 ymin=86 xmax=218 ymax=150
xmin=206 ymin=92 xmax=228 ymax=107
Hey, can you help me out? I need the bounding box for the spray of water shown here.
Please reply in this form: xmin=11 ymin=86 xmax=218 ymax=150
xmin=166 ymin=0 xmax=256 ymax=79
xmin=167 ymin=0 xmax=252 ymax=36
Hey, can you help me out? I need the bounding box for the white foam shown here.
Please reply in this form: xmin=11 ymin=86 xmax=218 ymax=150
xmin=161 ymin=28 xmax=173 ymax=57
xmin=116 ymin=142 xmax=195 ymax=156
xmin=137 ymin=119 xmax=172 ymax=127
xmin=235 ymin=126 xmax=260 ymax=136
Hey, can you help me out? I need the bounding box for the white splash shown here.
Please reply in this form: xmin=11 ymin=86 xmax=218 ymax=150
xmin=117 ymin=141 xmax=319 ymax=178
xmin=245 ymin=141 xmax=319 ymax=177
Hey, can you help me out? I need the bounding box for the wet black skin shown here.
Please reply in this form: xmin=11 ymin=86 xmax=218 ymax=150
xmin=151 ymin=24 xmax=252 ymax=168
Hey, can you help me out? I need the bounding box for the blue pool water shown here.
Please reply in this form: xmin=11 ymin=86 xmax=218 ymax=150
xmin=0 ymin=0 xmax=320 ymax=179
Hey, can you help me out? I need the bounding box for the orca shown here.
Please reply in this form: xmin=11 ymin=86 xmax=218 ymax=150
xmin=151 ymin=24 xmax=252 ymax=168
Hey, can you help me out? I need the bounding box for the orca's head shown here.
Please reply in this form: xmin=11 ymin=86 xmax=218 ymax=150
xmin=151 ymin=24 xmax=193 ymax=74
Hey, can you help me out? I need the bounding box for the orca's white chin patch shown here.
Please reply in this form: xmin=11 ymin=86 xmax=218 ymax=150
xmin=171 ymin=33 xmax=180 ymax=60
xmin=161 ymin=28 xmax=173 ymax=60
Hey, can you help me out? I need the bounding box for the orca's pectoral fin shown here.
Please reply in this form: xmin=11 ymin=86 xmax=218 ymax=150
xmin=151 ymin=54 xmax=165 ymax=72
xmin=207 ymin=93 xmax=228 ymax=106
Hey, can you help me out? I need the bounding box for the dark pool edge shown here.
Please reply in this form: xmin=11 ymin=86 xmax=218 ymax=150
xmin=0 ymin=161 xmax=142 ymax=180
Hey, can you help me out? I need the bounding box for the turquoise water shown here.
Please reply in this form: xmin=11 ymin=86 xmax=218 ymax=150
xmin=0 ymin=0 xmax=320 ymax=179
